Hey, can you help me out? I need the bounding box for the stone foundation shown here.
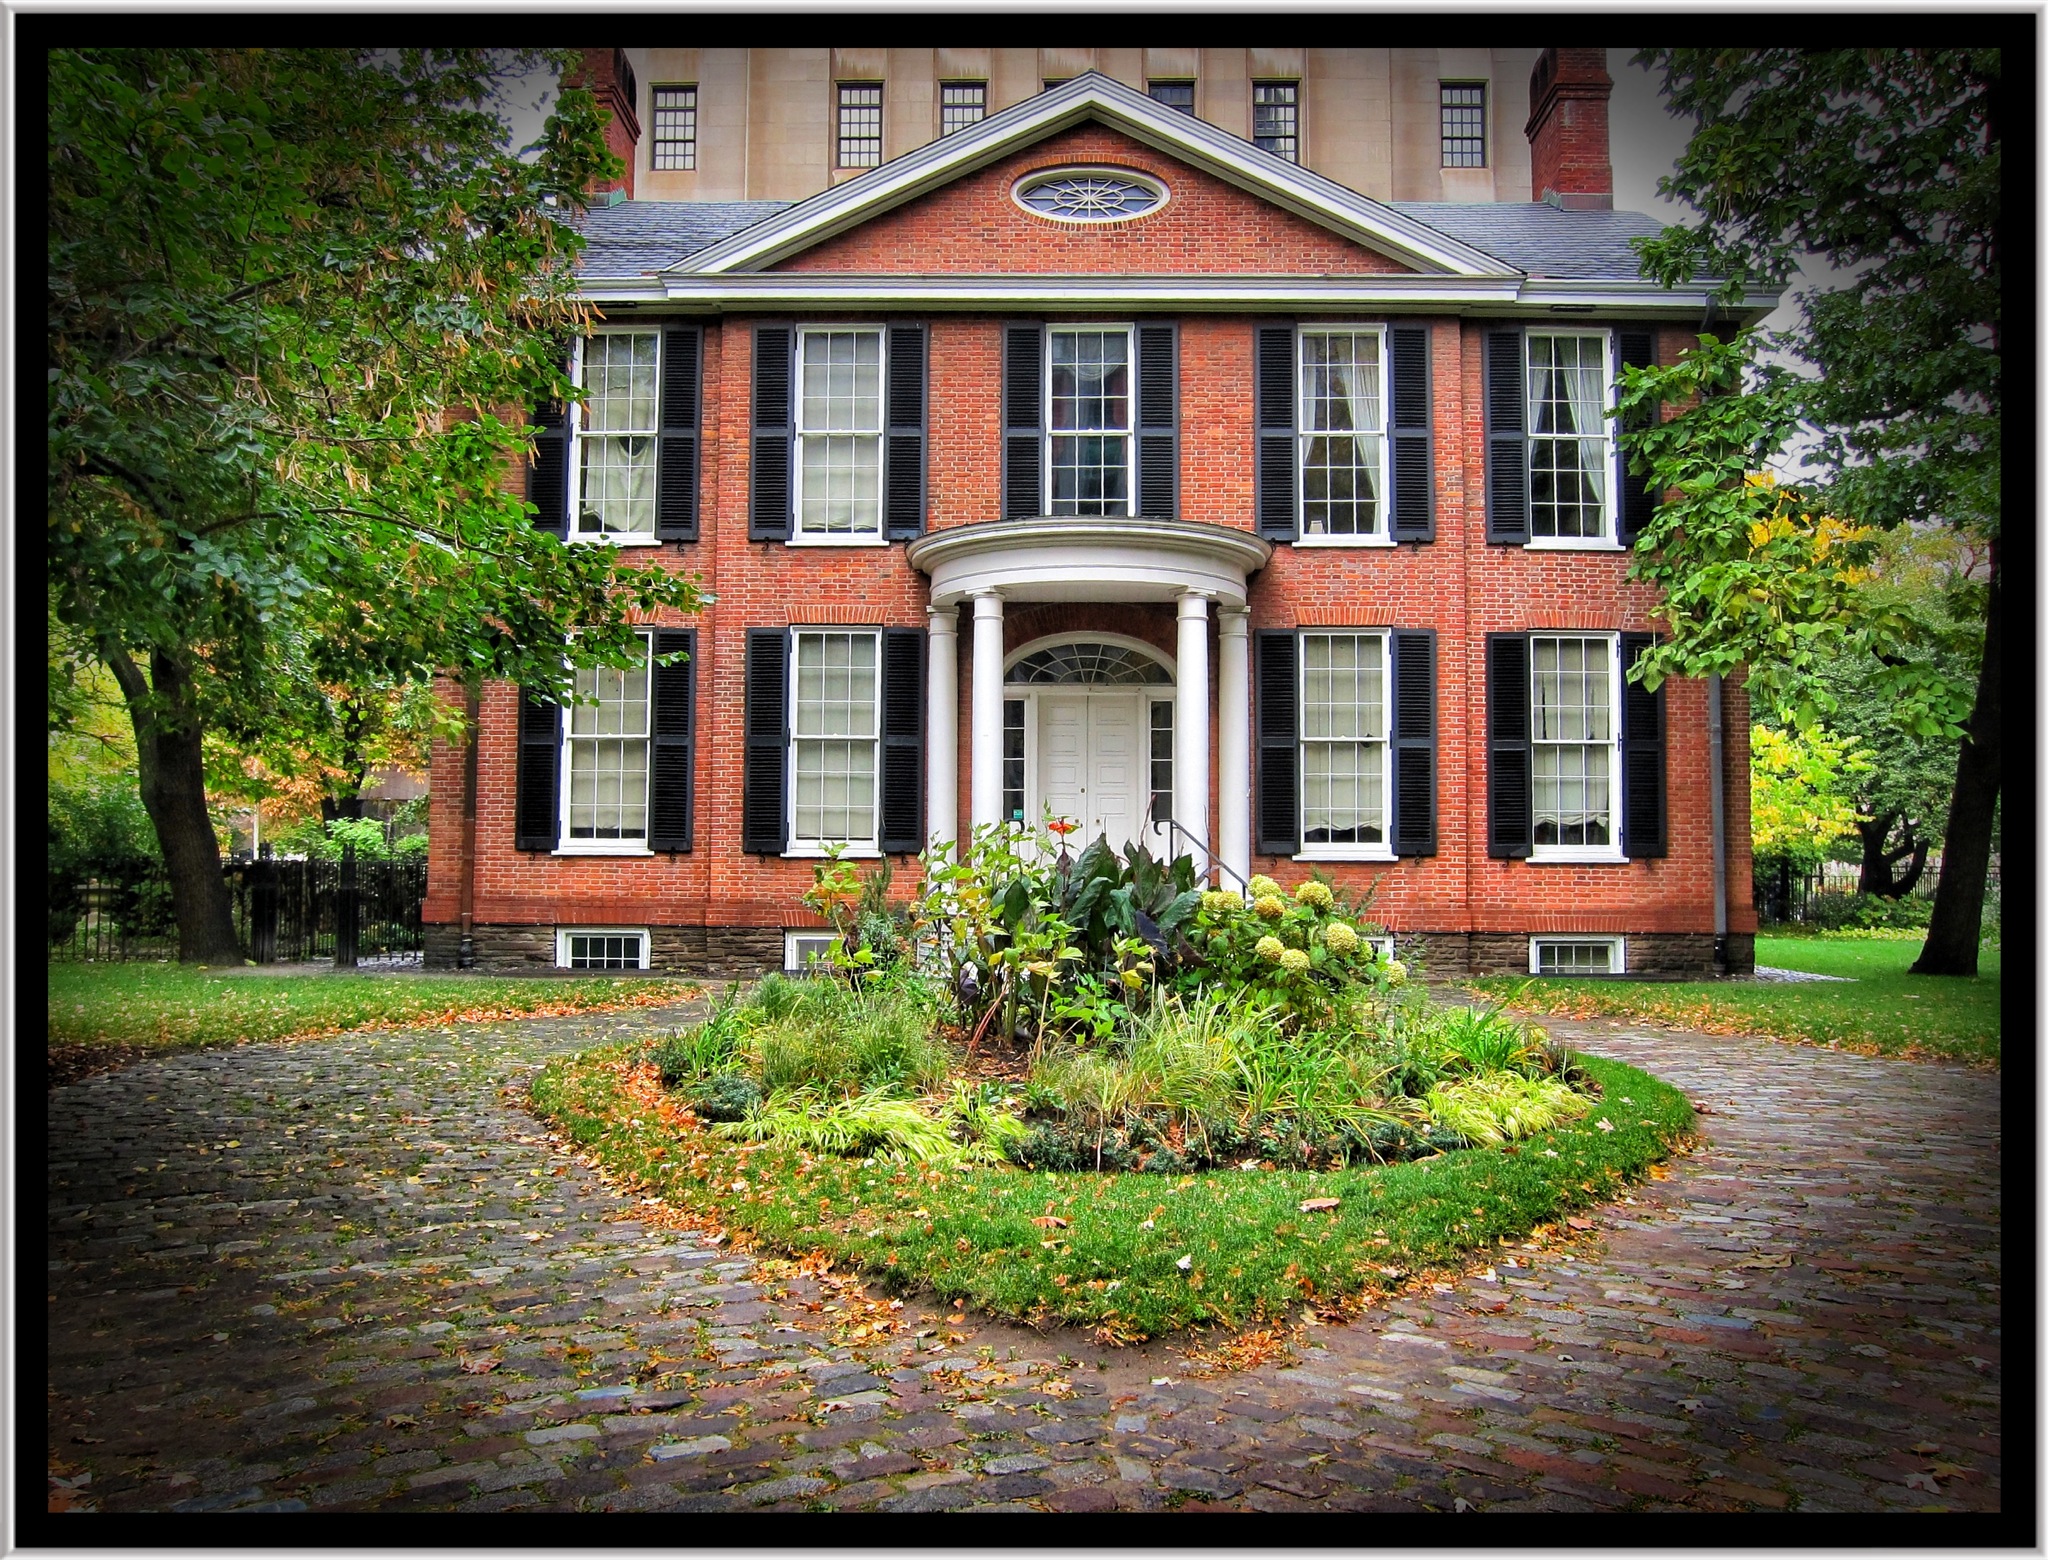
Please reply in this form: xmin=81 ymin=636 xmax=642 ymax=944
xmin=1393 ymin=930 xmax=1729 ymax=980
xmin=424 ymin=923 xmax=785 ymax=978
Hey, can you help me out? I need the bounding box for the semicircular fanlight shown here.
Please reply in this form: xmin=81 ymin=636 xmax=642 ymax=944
xmin=1008 ymin=641 xmax=1172 ymax=685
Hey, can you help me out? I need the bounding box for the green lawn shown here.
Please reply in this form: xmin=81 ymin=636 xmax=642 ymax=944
xmin=48 ymin=962 xmax=700 ymax=1062
xmin=532 ymin=1042 xmax=1693 ymax=1342
xmin=1467 ymin=935 xmax=2001 ymax=1066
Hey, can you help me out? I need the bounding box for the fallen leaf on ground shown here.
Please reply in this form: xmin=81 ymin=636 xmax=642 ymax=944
xmin=1298 ymin=1198 xmax=1340 ymax=1213
xmin=1030 ymin=1215 xmax=1069 ymax=1229
xmin=458 ymin=1356 xmax=501 ymax=1374
xmin=1735 ymin=1253 xmax=1794 ymax=1270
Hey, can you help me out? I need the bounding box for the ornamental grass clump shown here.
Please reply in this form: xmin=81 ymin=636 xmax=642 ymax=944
xmin=1421 ymin=1073 xmax=1592 ymax=1146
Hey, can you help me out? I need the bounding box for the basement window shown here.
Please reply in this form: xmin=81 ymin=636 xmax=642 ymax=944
xmin=1530 ymin=936 xmax=1624 ymax=976
xmin=559 ymin=928 xmax=650 ymax=971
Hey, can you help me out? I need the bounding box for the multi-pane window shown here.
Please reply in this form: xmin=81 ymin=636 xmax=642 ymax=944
xmin=1252 ymin=80 xmax=1299 ymax=161
xmin=1047 ymin=327 xmax=1132 ymax=516
xmin=837 ymin=82 xmax=883 ymax=167
xmin=1440 ymin=82 xmax=1486 ymax=167
xmin=651 ymin=84 xmax=697 ymax=170
xmin=1527 ymin=331 xmax=1614 ymax=541
xmin=1042 ymin=77 xmax=1070 ymax=90
xmin=791 ymin=630 xmax=881 ymax=846
xmin=1532 ymin=937 xmax=1622 ymax=976
xmin=1148 ymin=79 xmax=1195 ymax=114
xmin=795 ymin=327 xmax=884 ymax=540
xmin=1298 ymin=328 xmax=1385 ymax=539
xmin=1002 ymin=699 xmax=1026 ymax=823
xmin=562 ymin=931 xmax=647 ymax=970
xmin=1300 ymin=632 xmax=1389 ymax=848
xmin=573 ymin=331 xmax=660 ymax=541
xmin=1530 ymin=635 xmax=1620 ymax=853
xmin=940 ymin=80 xmax=986 ymax=136
xmin=1149 ymin=701 xmax=1174 ymax=827
xmin=564 ymin=637 xmax=652 ymax=843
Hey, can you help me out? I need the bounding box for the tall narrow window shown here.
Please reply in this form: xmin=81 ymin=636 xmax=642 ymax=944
xmin=1530 ymin=634 xmax=1620 ymax=855
xmin=1252 ymin=80 xmax=1298 ymax=161
xmin=1148 ymin=79 xmax=1195 ymax=114
xmin=1047 ymin=326 xmax=1132 ymax=516
xmin=791 ymin=630 xmax=881 ymax=847
xmin=1298 ymin=327 xmax=1385 ymax=539
xmin=940 ymin=80 xmax=986 ymax=136
xmin=564 ymin=637 xmax=652 ymax=844
xmin=1440 ymin=82 xmax=1486 ymax=167
xmin=1526 ymin=331 xmax=1614 ymax=541
xmin=1002 ymin=699 xmax=1026 ymax=822
xmin=795 ymin=327 xmax=884 ymax=540
xmin=652 ymin=84 xmax=697 ymax=170
xmin=1299 ymin=632 xmax=1389 ymax=849
xmin=837 ymin=82 xmax=883 ymax=168
xmin=1149 ymin=700 xmax=1174 ymax=826
xmin=573 ymin=331 xmax=660 ymax=541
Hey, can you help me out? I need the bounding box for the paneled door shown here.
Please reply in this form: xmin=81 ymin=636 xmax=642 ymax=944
xmin=1036 ymin=692 xmax=1144 ymax=856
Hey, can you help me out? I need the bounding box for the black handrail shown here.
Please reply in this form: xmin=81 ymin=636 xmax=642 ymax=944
xmin=1143 ymin=802 xmax=1251 ymax=895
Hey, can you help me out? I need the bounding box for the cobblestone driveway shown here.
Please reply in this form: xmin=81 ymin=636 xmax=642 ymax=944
xmin=47 ymin=1004 xmax=2000 ymax=1515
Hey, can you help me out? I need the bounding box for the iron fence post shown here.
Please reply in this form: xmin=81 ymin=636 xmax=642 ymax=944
xmin=334 ymin=842 xmax=359 ymax=969
xmin=250 ymin=843 xmax=279 ymax=963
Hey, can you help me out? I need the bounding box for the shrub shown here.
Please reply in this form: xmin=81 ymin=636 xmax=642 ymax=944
xmin=685 ymin=1073 xmax=763 ymax=1123
xmin=1796 ymin=890 xmax=1934 ymax=932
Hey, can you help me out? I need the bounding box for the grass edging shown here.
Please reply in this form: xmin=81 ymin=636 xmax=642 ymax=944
xmin=531 ymin=1044 xmax=1693 ymax=1342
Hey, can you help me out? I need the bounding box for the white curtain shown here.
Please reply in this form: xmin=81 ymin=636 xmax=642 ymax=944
xmin=1559 ymin=341 xmax=1609 ymax=509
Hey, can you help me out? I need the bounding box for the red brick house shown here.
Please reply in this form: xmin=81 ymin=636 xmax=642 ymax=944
xmin=425 ymin=54 xmax=1771 ymax=980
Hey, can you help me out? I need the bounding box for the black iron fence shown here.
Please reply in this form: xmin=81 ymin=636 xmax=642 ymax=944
xmin=49 ymin=848 xmax=427 ymax=966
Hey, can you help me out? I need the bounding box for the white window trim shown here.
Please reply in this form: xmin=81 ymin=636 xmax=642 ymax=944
xmin=557 ymin=927 xmax=651 ymax=971
xmin=650 ymin=83 xmax=698 ymax=172
xmin=1529 ymin=934 xmax=1626 ymax=976
xmin=1365 ymin=934 xmax=1397 ymax=963
xmin=791 ymin=324 xmax=889 ymax=546
xmin=555 ymin=632 xmax=655 ymax=856
xmin=1523 ymin=327 xmax=1620 ymax=550
xmin=565 ymin=330 xmax=664 ymax=549
xmin=1294 ymin=628 xmax=1395 ymax=861
xmin=1528 ymin=630 xmax=1627 ymax=864
xmin=784 ymin=627 xmax=884 ymax=856
xmin=784 ymin=930 xmax=843 ymax=973
xmin=1295 ymin=323 xmax=1392 ymax=546
xmin=1043 ymin=322 xmax=1136 ymax=518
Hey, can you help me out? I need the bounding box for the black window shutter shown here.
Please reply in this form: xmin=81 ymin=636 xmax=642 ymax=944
xmin=1136 ymin=322 xmax=1179 ymax=519
xmin=528 ymin=345 xmax=572 ymax=538
xmin=1255 ymin=630 xmax=1299 ymax=856
xmin=880 ymin=628 xmax=926 ymax=853
xmin=885 ymin=323 xmax=927 ymax=540
xmin=1002 ymin=324 xmax=1043 ymax=519
xmin=656 ymin=326 xmax=702 ymax=543
xmin=1255 ymin=324 xmax=1296 ymax=541
xmin=1486 ymin=632 xmax=1532 ymax=858
xmin=649 ymin=629 xmax=696 ymax=852
xmin=742 ymin=629 xmax=789 ymax=853
xmin=1390 ymin=629 xmax=1437 ymax=856
xmin=1616 ymin=328 xmax=1658 ymax=548
xmin=1620 ymin=631 xmax=1667 ymax=858
xmin=750 ymin=325 xmax=793 ymax=541
xmin=514 ymin=691 xmax=562 ymax=851
xmin=1389 ymin=325 xmax=1435 ymax=542
xmin=1484 ymin=328 xmax=1527 ymax=544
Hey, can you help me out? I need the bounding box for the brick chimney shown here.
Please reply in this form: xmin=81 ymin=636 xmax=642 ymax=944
xmin=566 ymin=48 xmax=641 ymax=199
xmin=1524 ymin=47 xmax=1613 ymax=209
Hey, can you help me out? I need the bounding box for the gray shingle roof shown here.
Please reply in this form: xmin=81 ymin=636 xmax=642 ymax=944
xmin=1391 ymin=202 xmax=1668 ymax=280
xmin=569 ymin=200 xmax=793 ymax=277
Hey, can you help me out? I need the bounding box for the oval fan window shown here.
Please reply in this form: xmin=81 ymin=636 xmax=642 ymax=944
xmin=1014 ymin=168 xmax=1167 ymax=223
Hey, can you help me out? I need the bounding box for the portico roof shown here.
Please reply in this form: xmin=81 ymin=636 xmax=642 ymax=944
xmin=905 ymin=517 xmax=1273 ymax=609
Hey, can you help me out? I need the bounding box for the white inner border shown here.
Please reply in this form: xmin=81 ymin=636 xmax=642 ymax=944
xmin=1011 ymin=165 xmax=1170 ymax=225
xmin=1528 ymin=934 xmax=1626 ymax=976
xmin=556 ymin=927 xmax=651 ymax=971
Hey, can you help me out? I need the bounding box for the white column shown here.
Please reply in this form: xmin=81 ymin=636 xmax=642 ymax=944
xmin=926 ymin=606 xmax=959 ymax=854
xmin=1174 ymin=591 xmax=1212 ymax=879
xmin=969 ymin=592 xmax=1005 ymax=833
xmin=1217 ymin=605 xmax=1252 ymax=889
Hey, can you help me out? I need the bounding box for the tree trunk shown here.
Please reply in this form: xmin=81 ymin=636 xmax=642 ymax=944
xmin=1857 ymin=812 xmax=1930 ymax=898
xmin=103 ymin=646 xmax=243 ymax=964
xmin=1912 ymin=538 xmax=2001 ymax=976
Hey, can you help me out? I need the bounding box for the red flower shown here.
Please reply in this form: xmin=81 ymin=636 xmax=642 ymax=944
xmin=1047 ymin=817 xmax=1079 ymax=837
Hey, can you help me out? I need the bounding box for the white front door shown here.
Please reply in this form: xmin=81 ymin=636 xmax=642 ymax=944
xmin=1036 ymin=692 xmax=1146 ymax=856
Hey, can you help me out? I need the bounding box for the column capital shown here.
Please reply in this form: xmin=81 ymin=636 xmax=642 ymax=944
xmin=927 ymin=604 xmax=960 ymax=631
xmin=1176 ymin=590 xmax=1213 ymax=619
xmin=1217 ymin=605 xmax=1251 ymax=636
xmin=972 ymin=591 xmax=1005 ymax=619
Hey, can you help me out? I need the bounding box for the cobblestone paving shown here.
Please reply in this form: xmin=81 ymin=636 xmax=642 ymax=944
xmin=47 ymin=1005 xmax=2000 ymax=1515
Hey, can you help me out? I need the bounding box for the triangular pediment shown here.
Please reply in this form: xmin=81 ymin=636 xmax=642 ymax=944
xmin=669 ymin=72 xmax=1515 ymax=279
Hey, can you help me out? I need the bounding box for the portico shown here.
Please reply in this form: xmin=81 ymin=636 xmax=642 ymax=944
xmin=906 ymin=518 xmax=1271 ymax=883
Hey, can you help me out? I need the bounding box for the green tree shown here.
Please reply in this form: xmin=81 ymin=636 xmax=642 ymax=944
xmin=1625 ymin=48 xmax=2000 ymax=975
xmin=48 ymin=49 xmax=702 ymax=961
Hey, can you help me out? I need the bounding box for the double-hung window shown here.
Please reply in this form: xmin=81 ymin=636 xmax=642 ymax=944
xmin=837 ymin=83 xmax=883 ymax=167
xmin=1440 ymin=82 xmax=1486 ymax=167
xmin=571 ymin=330 xmax=661 ymax=543
xmin=790 ymin=630 xmax=881 ymax=849
xmin=652 ymin=85 xmax=697 ymax=170
xmin=940 ymin=80 xmax=986 ymax=135
xmin=562 ymin=635 xmax=652 ymax=850
xmin=1526 ymin=331 xmax=1615 ymax=544
xmin=1047 ymin=326 xmax=1132 ymax=516
xmin=1300 ymin=631 xmax=1391 ymax=854
xmin=1298 ymin=327 xmax=1387 ymax=542
xmin=1530 ymin=633 xmax=1622 ymax=858
xmin=795 ymin=327 xmax=885 ymax=542
xmin=1252 ymin=80 xmax=1299 ymax=161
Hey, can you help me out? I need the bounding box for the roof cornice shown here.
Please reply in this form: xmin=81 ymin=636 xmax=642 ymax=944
xmin=669 ymin=71 xmax=1514 ymax=280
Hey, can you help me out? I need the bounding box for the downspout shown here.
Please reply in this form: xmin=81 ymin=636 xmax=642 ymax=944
xmin=1708 ymin=672 xmax=1727 ymax=973
xmin=457 ymin=677 xmax=482 ymax=969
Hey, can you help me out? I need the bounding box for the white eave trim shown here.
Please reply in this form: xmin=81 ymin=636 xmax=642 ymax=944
xmin=668 ymin=72 xmax=1513 ymax=280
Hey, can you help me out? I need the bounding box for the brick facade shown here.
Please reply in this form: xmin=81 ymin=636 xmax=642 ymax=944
xmin=424 ymin=93 xmax=1752 ymax=980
